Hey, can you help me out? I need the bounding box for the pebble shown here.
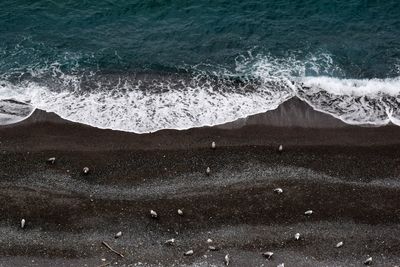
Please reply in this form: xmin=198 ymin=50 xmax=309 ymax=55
xmin=336 ymin=241 xmax=343 ymax=248
xmin=273 ymin=188 xmax=283 ymax=194
xmin=304 ymin=210 xmax=313 ymax=216
xmin=262 ymin=251 xmax=273 ymax=259
xmin=115 ymin=231 xmax=122 ymax=238
xmin=206 ymin=167 xmax=211 ymax=175
xmin=294 ymin=233 xmax=300 ymax=240
xmin=177 ymin=209 xmax=184 ymax=216
xmin=208 ymin=246 xmax=218 ymax=251
xmin=224 ymin=254 xmax=230 ymax=266
xmin=364 ymin=257 xmax=372 ymax=265
xmin=184 ymin=250 xmax=194 ymax=256
xmin=150 ymin=210 xmax=158 ymax=218
xmin=47 ymin=157 xmax=56 ymax=164
xmin=211 ymin=141 xmax=216 ymax=149
xmin=21 ymin=219 xmax=26 ymax=229
xmin=82 ymin=167 xmax=90 ymax=174
xmin=277 ymin=264 xmax=285 ymax=267
xmin=278 ymin=144 xmax=283 ymax=152
xmin=165 ymin=238 xmax=175 ymax=245
xmin=207 ymin=238 xmax=213 ymax=243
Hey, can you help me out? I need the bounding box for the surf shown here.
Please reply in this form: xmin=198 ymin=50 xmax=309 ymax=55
xmin=0 ymin=53 xmax=399 ymax=132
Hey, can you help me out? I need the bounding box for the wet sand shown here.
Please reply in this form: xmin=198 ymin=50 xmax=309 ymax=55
xmin=0 ymin=98 xmax=400 ymax=266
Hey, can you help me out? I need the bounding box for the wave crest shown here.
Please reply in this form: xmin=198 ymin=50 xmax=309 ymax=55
xmin=0 ymin=52 xmax=400 ymax=132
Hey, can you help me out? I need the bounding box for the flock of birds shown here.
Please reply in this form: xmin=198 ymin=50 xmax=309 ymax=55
xmin=17 ymin=142 xmax=377 ymax=266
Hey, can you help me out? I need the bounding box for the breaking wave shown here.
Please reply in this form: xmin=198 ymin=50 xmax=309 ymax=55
xmin=0 ymin=52 xmax=399 ymax=132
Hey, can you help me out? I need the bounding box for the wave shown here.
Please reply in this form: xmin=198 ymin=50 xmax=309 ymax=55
xmin=0 ymin=53 xmax=399 ymax=132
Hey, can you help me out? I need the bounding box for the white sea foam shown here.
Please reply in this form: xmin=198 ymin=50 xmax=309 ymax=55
xmin=301 ymin=76 xmax=400 ymax=96
xmin=0 ymin=78 xmax=292 ymax=132
xmin=0 ymin=53 xmax=399 ymax=132
xmin=297 ymin=76 xmax=400 ymax=125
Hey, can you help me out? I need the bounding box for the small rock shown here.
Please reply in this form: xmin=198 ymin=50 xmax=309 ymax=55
xmin=277 ymin=264 xmax=285 ymax=267
xmin=208 ymin=246 xmax=218 ymax=251
xmin=115 ymin=231 xmax=122 ymax=238
xmin=47 ymin=157 xmax=56 ymax=164
xmin=262 ymin=251 xmax=273 ymax=259
xmin=184 ymin=250 xmax=193 ymax=256
xmin=273 ymin=188 xmax=283 ymax=194
xmin=211 ymin=141 xmax=216 ymax=149
xmin=150 ymin=210 xmax=158 ymax=218
xmin=364 ymin=257 xmax=372 ymax=265
xmin=21 ymin=219 xmax=26 ymax=229
xmin=224 ymin=254 xmax=230 ymax=266
xmin=278 ymin=144 xmax=283 ymax=152
xmin=294 ymin=233 xmax=300 ymax=240
xmin=177 ymin=209 xmax=184 ymax=216
xmin=207 ymin=238 xmax=213 ymax=243
xmin=165 ymin=238 xmax=175 ymax=245
xmin=82 ymin=167 xmax=90 ymax=174
xmin=304 ymin=210 xmax=313 ymax=216
xmin=336 ymin=241 xmax=343 ymax=248
xmin=101 ymin=258 xmax=106 ymax=262
xmin=206 ymin=167 xmax=211 ymax=175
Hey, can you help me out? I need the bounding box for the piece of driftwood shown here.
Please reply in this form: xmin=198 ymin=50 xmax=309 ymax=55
xmin=102 ymin=241 xmax=124 ymax=258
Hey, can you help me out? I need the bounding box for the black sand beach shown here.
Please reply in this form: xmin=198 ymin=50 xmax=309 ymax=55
xmin=0 ymin=98 xmax=399 ymax=266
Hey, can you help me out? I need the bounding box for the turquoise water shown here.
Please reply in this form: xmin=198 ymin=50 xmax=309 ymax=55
xmin=0 ymin=0 xmax=400 ymax=131
xmin=1 ymin=0 xmax=400 ymax=76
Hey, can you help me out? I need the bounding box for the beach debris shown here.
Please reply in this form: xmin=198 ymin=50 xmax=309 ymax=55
xmin=304 ymin=210 xmax=313 ymax=216
xmin=273 ymin=188 xmax=283 ymax=194
xmin=47 ymin=157 xmax=56 ymax=164
xmin=206 ymin=167 xmax=211 ymax=175
xmin=208 ymin=246 xmax=219 ymax=251
xmin=278 ymin=144 xmax=283 ymax=152
xmin=102 ymin=241 xmax=124 ymax=258
xmin=177 ymin=209 xmax=184 ymax=216
xmin=211 ymin=141 xmax=216 ymax=149
xmin=21 ymin=219 xmax=26 ymax=229
xmin=165 ymin=238 xmax=175 ymax=245
xmin=82 ymin=167 xmax=90 ymax=175
xmin=277 ymin=264 xmax=285 ymax=267
xmin=336 ymin=241 xmax=344 ymax=248
xmin=294 ymin=233 xmax=300 ymax=240
xmin=150 ymin=210 xmax=158 ymax=218
xmin=262 ymin=251 xmax=274 ymax=260
xmin=207 ymin=238 xmax=213 ymax=243
xmin=363 ymin=257 xmax=372 ymax=265
xmin=114 ymin=231 xmax=122 ymax=238
xmin=224 ymin=254 xmax=230 ymax=266
xmin=184 ymin=250 xmax=194 ymax=256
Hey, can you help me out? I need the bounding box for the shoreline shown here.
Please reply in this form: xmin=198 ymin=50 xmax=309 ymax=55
xmin=2 ymin=98 xmax=400 ymax=153
xmin=0 ymin=98 xmax=400 ymax=266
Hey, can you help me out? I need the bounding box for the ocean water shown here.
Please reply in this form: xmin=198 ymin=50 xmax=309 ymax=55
xmin=0 ymin=0 xmax=399 ymax=131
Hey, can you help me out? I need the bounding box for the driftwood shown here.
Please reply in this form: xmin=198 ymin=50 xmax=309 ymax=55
xmin=102 ymin=241 xmax=124 ymax=258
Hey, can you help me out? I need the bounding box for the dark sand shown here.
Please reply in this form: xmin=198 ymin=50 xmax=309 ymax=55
xmin=0 ymin=98 xmax=400 ymax=266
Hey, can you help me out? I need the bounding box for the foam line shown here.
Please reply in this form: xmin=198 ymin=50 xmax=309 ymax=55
xmin=0 ymin=53 xmax=399 ymax=132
